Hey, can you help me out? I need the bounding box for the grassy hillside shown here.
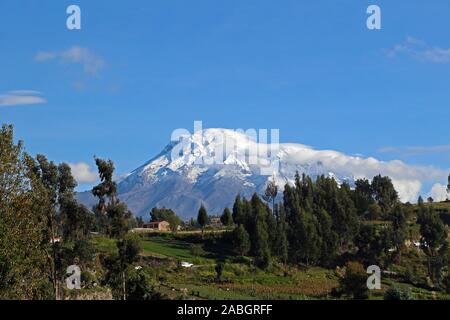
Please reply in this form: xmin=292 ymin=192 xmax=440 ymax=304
xmin=90 ymin=231 xmax=450 ymax=300
xmin=425 ymin=200 xmax=450 ymax=211
xmin=423 ymin=201 xmax=450 ymax=226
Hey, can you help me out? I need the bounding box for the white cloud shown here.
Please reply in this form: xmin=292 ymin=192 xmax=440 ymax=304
xmin=427 ymin=183 xmax=449 ymax=202
xmin=386 ymin=37 xmax=450 ymax=63
xmin=278 ymin=143 xmax=446 ymax=203
xmin=69 ymin=162 xmax=98 ymax=184
xmin=0 ymin=90 xmax=47 ymax=107
xmin=35 ymin=46 xmax=105 ymax=75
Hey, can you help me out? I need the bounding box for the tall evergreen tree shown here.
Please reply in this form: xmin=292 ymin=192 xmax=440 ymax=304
xmin=418 ymin=196 xmax=424 ymax=207
xmin=314 ymin=207 xmax=338 ymax=266
xmin=220 ymin=208 xmax=233 ymax=227
xmin=253 ymin=218 xmax=271 ymax=269
xmin=231 ymin=224 xmax=251 ymax=256
xmin=248 ymin=194 xmax=271 ymax=268
xmin=354 ymin=178 xmax=374 ymax=216
xmin=332 ymin=183 xmax=360 ymax=248
xmin=274 ymin=204 xmax=289 ymax=265
xmin=232 ymin=194 xmax=244 ymax=225
xmin=197 ymin=204 xmax=209 ymax=236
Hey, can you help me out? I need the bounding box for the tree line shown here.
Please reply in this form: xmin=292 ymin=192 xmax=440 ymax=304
xmin=0 ymin=125 xmax=152 ymax=299
xmin=1 ymin=123 xmax=449 ymax=299
xmin=219 ymin=172 xmax=449 ymax=290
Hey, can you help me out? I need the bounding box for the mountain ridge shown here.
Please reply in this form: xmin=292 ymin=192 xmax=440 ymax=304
xmin=77 ymin=128 xmax=439 ymax=219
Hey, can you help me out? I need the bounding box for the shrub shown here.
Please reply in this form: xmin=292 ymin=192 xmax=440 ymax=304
xmin=190 ymin=244 xmax=205 ymax=257
xmin=384 ymin=285 xmax=413 ymax=300
xmin=443 ymin=273 xmax=450 ymax=294
xmin=339 ymin=261 xmax=369 ymax=299
xmin=215 ymin=262 xmax=225 ymax=281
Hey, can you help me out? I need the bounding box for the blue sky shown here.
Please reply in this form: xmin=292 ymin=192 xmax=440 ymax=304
xmin=0 ymin=0 xmax=449 ymax=198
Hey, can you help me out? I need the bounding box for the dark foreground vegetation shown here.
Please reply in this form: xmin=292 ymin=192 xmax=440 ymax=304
xmin=1 ymin=124 xmax=450 ymax=300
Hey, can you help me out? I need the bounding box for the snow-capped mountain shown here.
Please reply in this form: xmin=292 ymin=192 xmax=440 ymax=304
xmin=77 ymin=128 xmax=438 ymax=219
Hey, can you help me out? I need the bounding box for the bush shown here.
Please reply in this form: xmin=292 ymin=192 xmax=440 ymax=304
xmin=215 ymin=262 xmax=225 ymax=281
xmin=384 ymin=285 xmax=413 ymax=300
xmin=127 ymin=269 xmax=169 ymax=300
xmin=190 ymin=244 xmax=205 ymax=257
xmin=443 ymin=273 xmax=450 ymax=294
xmin=339 ymin=261 xmax=369 ymax=299
xmin=81 ymin=271 xmax=97 ymax=289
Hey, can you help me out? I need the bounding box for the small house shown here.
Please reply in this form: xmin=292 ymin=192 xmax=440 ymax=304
xmin=143 ymin=220 xmax=170 ymax=231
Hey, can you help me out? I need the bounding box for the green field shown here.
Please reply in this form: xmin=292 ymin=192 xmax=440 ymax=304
xmin=90 ymin=223 xmax=450 ymax=300
xmin=140 ymin=235 xmax=219 ymax=265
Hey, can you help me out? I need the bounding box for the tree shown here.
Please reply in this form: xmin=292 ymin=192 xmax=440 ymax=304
xmin=197 ymin=205 xmax=209 ymax=236
xmin=427 ymin=197 xmax=434 ymax=204
xmin=417 ymin=206 xmax=448 ymax=282
xmin=418 ymin=196 xmax=424 ymax=207
xmin=354 ymin=178 xmax=374 ymax=216
xmin=388 ymin=204 xmax=408 ymax=263
xmin=253 ymin=218 xmax=271 ymax=269
xmin=355 ymin=224 xmax=391 ymax=266
xmin=126 ymin=269 xmax=161 ymax=300
xmin=107 ymin=202 xmax=133 ymax=238
xmin=232 ymin=195 xmax=244 ymax=225
xmin=246 ymin=193 xmax=272 ymax=269
xmin=274 ymin=204 xmax=289 ymax=265
xmin=371 ymin=175 xmax=399 ymax=214
xmin=61 ymin=201 xmax=92 ymax=241
xmin=92 ymin=158 xmax=131 ymax=238
xmin=315 ymin=208 xmax=338 ymax=266
xmin=333 ymin=183 xmax=360 ymax=247
xmin=0 ymin=125 xmax=49 ymax=299
xmin=220 ymin=208 xmax=233 ymax=227
xmin=231 ymin=224 xmax=251 ymax=256
xmin=367 ymin=203 xmax=382 ymax=220
xmin=116 ymin=235 xmax=141 ymax=300
xmin=92 ymin=158 xmax=117 ymax=212
xmin=339 ymin=261 xmax=369 ymax=299
xmin=263 ymin=176 xmax=278 ymax=210
xmin=33 ymin=154 xmax=67 ymax=300
xmin=283 ymin=183 xmax=302 ymax=264
xmin=215 ymin=262 xmax=225 ymax=282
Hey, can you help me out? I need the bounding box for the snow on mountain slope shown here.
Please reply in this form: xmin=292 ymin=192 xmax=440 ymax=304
xmin=77 ymin=128 xmax=445 ymax=219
